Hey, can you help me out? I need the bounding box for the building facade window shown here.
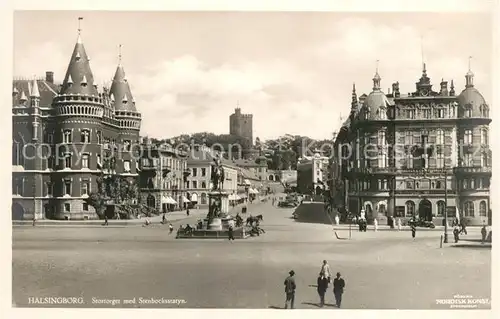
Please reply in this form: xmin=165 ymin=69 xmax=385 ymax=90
xmin=436 ymin=149 xmax=444 ymax=168
xmin=463 ymin=154 xmax=473 ymax=167
xmin=464 ymin=201 xmax=474 ymax=217
xmin=378 ymin=151 xmax=387 ymax=168
xmin=48 ymin=133 xmax=54 ymax=144
xmin=481 ymin=128 xmax=488 ymax=146
xmin=193 ymin=181 xmax=198 ymax=189
xmin=437 ymin=201 xmax=446 ymax=216
xmin=192 ymin=168 xmax=197 ymax=177
xmin=464 ymin=130 xmax=473 ymax=145
xmin=81 ymin=181 xmax=90 ymax=196
xmin=481 ymin=153 xmax=488 ymax=167
xmin=406 ymin=201 xmax=415 ymax=216
xmin=436 ymin=129 xmax=444 ymax=145
xmin=378 ymin=130 xmax=386 ymax=146
xmin=81 ymin=154 xmax=89 ymax=169
xmin=64 ymin=181 xmax=71 ymax=196
xmin=201 ymin=181 xmax=207 ymax=188
xmin=465 ymin=108 xmax=472 ymax=118
xmin=83 ymin=203 xmax=89 ymax=211
xmin=64 ymin=203 xmax=70 ymax=212
xmin=63 ymin=130 xmax=72 ymax=143
xmin=201 ymin=168 xmax=206 ymax=176
xmin=405 ymin=131 xmax=413 ymax=145
xmin=406 ymin=153 xmax=413 ymax=169
xmin=437 ymin=108 xmax=445 ymax=118
xmin=124 ymin=160 xmax=131 ymax=172
xmin=378 ymin=107 xmax=386 ymax=120
xmin=96 ymin=131 xmax=102 ymax=144
xmin=81 ymin=129 xmax=90 ymax=143
xmin=65 ymin=155 xmax=72 ymax=169
xmin=46 ymin=182 xmax=53 ymax=196
xmin=123 ymin=140 xmax=131 ymax=151
xmin=479 ymin=201 xmax=487 ymax=216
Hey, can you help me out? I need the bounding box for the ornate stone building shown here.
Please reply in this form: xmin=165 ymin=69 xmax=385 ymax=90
xmin=333 ymin=63 xmax=491 ymax=226
xmin=12 ymin=27 xmax=141 ymax=220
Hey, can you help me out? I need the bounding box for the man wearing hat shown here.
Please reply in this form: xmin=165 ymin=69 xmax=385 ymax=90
xmin=284 ymin=270 xmax=296 ymax=309
xmin=333 ymin=272 xmax=345 ymax=308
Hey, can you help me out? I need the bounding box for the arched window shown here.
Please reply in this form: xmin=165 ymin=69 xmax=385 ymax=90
xmin=481 ymin=128 xmax=488 ymax=145
xmin=406 ymin=200 xmax=415 ymax=217
xmin=201 ymin=181 xmax=207 ymax=189
xmin=378 ymin=203 xmax=386 ymax=215
xmin=200 ymin=193 xmax=207 ymax=205
xmin=479 ymin=201 xmax=487 ymax=217
xmin=269 ymin=175 xmax=274 ymax=181
xmin=464 ymin=201 xmax=474 ymax=217
xmin=147 ymin=195 xmax=155 ymax=208
xmin=437 ymin=200 xmax=446 ymax=216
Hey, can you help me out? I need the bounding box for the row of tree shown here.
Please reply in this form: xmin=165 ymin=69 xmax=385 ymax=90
xmin=155 ymin=133 xmax=335 ymax=171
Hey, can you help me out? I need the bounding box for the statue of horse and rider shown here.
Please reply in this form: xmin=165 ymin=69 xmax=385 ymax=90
xmin=211 ymin=155 xmax=225 ymax=192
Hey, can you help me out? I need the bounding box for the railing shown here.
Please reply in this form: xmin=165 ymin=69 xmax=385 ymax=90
xmin=453 ymin=166 xmax=492 ymax=174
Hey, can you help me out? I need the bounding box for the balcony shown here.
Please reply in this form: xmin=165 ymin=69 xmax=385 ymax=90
xmin=348 ymin=167 xmax=397 ymax=175
xmin=453 ymin=166 xmax=492 ymax=174
xmin=399 ymin=168 xmax=451 ymax=175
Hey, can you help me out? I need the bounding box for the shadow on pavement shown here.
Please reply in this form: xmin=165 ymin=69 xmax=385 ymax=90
xmin=268 ymin=305 xmax=282 ymax=309
xmin=451 ymin=244 xmax=491 ymax=249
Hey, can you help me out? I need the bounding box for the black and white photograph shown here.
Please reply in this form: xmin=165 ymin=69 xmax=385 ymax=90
xmin=7 ymin=0 xmax=496 ymax=314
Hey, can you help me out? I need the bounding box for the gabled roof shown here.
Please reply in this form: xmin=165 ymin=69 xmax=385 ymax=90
xmin=109 ymin=64 xmax=137 ymax=112
xmin=238 ymin=167 xmax=260 ymax=180
xmin=12 ymin=79 xmax=58 ymax=107
xmin=59 ymin=34 xmax=98 ymax=96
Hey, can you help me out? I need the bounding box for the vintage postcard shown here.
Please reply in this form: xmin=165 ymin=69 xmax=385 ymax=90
xmin=7 ymin=0 xmax=496 ymax=316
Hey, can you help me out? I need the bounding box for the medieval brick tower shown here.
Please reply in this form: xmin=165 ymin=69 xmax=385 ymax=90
xmin=229 ymin=107 xmax=253 ymax=146
xmin=12 ymin=21 xmax=141 ymax=220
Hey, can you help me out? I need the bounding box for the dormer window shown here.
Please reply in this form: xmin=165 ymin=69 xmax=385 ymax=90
xmin=122 ymin=95 xmax=128 ymax=103
xmin=378 ymin=107 xmax=387 ymax=120
xmin=464 ymin=105 xmax=472 ymax=118
xmin=75 ymin=52 xmax=81 ymax=60
xmin=67 ymin=74 xmax=73 ymax=86
xmin=81 ymin=75 xmax=88 ymax=87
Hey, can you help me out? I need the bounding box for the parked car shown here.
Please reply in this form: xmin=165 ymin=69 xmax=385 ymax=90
xmin=408 ymin=219 xmax=436 ymax=228
xmin=278 ymin=201 xmax=298 ymax=208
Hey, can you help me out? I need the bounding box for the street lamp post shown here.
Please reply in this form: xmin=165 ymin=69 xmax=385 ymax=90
xmin=443 ymin=165 xmax=449 ymax=243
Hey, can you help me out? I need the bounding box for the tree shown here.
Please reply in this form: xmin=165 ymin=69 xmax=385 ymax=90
xmin=85 ymin=175 xmax=107 ymax=219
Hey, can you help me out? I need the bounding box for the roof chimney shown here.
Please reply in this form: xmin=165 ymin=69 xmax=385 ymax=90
xmin=45 ymin=71 xmax=54 ymax=83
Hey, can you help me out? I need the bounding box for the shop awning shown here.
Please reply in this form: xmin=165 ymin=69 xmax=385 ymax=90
xmin=249 ymin=188 xmax=259 ymax=194
xmin=182 ymin=196 xmax=190 ymax=203
xmin=191 ymin=193 xmax=198 ymax=202
xmin=161 ymin=196 xmax=177 ymax=204
xmin=243 ymin=179 xmax=251 ymax=186
xmin=229 ymin=194 xmax=241 ymax=200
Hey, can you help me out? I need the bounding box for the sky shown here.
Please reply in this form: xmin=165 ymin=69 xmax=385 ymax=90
xmin=13 ymin=10 xmax=492 ymax=141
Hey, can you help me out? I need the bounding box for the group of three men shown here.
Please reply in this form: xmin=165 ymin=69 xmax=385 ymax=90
xmin=284 ymin=260 xmax=346 ymax=309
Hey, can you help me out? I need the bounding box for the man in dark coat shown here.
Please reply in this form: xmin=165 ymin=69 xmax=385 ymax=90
xmin=411 ymin=223 xmax=416 ymax=238
xmin=333 ymin=272 xmax=345 ymax=308
xmin=317 ymin=272 xmax=329 ymax=307
xmin=284 ymin=270 xmax=296 ymax=309
xmin=228 ymin=224 xmax=235 ymax=241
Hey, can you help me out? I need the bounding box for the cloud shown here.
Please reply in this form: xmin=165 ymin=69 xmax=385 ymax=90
xmin=13 ymin=14 xmax=491 ymax=141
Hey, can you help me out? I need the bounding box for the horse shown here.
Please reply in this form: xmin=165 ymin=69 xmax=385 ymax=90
xmin=246 ymin=214 xmax=264 ymax=226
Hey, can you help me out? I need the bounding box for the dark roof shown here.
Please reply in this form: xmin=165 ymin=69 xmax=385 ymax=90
xmin=59 ymin=35 xmax=98 ymax=96
xmin=12 ymin=79 xmax=58 ymax=108
xmin=231 ymin=158 xmax=266 ymax=167
xmin=110 ymin=64 xmax=137 ymax=112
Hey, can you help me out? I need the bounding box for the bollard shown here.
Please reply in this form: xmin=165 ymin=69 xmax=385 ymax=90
xmin=440 ymin=235 xmax=443 ymax=248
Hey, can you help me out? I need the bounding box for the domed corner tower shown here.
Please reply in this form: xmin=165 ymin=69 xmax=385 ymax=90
xmin=50 ymin=27 xmax=106 ymax=220
xmin=455 ymin=62 xmax=492 ymax=226
xmin=109 ymin=54 xmax=142 ymax=183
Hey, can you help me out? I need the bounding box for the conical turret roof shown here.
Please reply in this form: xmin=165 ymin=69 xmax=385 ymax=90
xmin=30 ymin=78 xmax=40 ymax=97
xmin=109 ymin=64 xmax=137 ymax=112
xmin=60 ymin=34 xmax=98 ymax=96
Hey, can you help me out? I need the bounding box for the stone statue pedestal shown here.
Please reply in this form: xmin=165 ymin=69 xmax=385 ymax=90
xmin=206 ymin=191 xmax=230 ymax=230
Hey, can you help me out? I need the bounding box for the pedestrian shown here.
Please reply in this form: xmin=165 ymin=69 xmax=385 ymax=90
xmin=228 ymin=224 xmax=235 ymax=242
xmin=162 ymin=213 xmax=166 ymax=224
xmin=32 ymin=214 xmax=36 ymax=227
xmin=453 ymin=225 xmax=460 ymax=243
xmin=460 ymin=220 xmax=467 ymax=235
xmin=169 ymin=223 xmax=174 ymax=234
xmin=186 ymin=208 xmax=190 ymax=216
xmin=333 ymin=272 xmax=345 ymax=308
xmin=411 ymin=223 xmax=416 ymax=239
xmin=481 ymin=224 xmax=487 ymax=244
xmin=373 ymin=218 xmax=378 ymax=232
xmin=397 ymin=218 xmax=402 ymax=231
xmin=320 ymin=260 xmax=331 ymax=282
xmin=317 ymin=272 xmax=329 ymax=307
xmin=284 ymin=270 xmax=296 ymax=309
xmin=104 ymin=214 xmax=109 ymax=226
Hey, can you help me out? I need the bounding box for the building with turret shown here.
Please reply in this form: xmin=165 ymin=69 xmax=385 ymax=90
xmin=12 ymin=24 xmax=141 ymax=220
xmin=332 ymin=61 xmax=491 ymax=226
xmin=229 ymin=107 xmax=253 ymax=146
